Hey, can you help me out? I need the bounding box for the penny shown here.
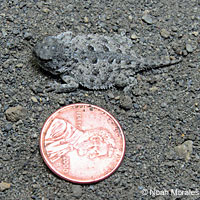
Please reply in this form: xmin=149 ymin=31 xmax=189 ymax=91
xmin=40 ymin=103 xmax=125 ymax=183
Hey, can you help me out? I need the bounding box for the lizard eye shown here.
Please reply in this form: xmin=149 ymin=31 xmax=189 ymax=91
xmin=88 ymin=45 xmax=95 ymax=51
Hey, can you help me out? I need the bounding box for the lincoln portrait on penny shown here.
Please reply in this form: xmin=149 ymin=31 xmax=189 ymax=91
xmin=45 ymin=118 xmax=116 ymax=163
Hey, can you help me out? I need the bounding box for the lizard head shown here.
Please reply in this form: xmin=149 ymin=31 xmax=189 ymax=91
xmin=33 ymin=36 xmax=71 ymax=75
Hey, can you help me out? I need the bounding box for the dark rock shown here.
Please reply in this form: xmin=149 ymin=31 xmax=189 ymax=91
xmin=72 ymin=185 xmax=82 ymax=198
xmin=133 ymin=103 xmax=140 ymax=109
xmin=115 ymin=73 xmax=128 ymax=88
xmin=4 ymin=123 xmax=13 ymax=131
xmin=120 ymin=95 xmax=133 ymax=110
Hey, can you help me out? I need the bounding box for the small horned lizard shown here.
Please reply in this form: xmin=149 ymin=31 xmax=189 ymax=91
xmin=33 ymin=31 xmax=181 ymax=92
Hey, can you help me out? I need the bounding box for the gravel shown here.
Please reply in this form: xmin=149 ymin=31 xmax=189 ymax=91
xmin=0 ymin=0 xmax=199 ymax=199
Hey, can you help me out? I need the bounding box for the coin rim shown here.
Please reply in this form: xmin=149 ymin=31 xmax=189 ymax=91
xmin=40 ymin=103 xmax=126 ymax=184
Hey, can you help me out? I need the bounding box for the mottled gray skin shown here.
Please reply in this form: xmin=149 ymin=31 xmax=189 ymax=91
xmin=33 ymin=31 xmax=181 ymax=90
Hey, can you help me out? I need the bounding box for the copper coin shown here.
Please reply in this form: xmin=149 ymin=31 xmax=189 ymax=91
xmin=40 ymin=103 xmax=125 ymax=183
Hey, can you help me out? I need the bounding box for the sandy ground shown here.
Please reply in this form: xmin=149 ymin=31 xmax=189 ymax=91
xmin=0 ymin=0 xmax=199 ymax=199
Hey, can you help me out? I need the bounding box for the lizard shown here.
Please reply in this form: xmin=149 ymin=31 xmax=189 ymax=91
xmin=33 ymin=31 xmax=182 ymax=92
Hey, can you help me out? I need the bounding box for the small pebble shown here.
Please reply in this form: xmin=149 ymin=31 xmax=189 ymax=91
xmin=149 ymin=86 xmax=158 ymax=92
xmin=15 ymin=63 xmax=23 ymax=68
xmin=160 ymin=28 xmax=170 ymax=38
xmin=5 ymin=105 xmax=27 ymax=122
xmin=192 ymin=31 xmax=198 ymax=36
xmin=89 ymin=185 xmax=95 ymax=190
xmin=4 ymin=123 xmax=13 ymax=131
xmin=13 ymin=28 xmax=20 ymax=35
xmin=24 ymin=32 xmax=33 ymax=40
xmin=138 ymin=186 xmax=144 ymax=190
xmin=161 ymin=102 xmax=168 ymax=108
xmin=143 ymin=104 xmax=148 ymax=110
xmin=188 ymin=63 xmax=197 ymax=68
xmin=172 ymin=95 xmax=177 ymax=101
xmin=31 ymin=96 xmax=38 ymax=103
xmin=72 ymin=185 xmax=82 ymax=197
xmin=174 ymin=140 xmax=193 ymax=162
xmin=115 ymin=96 xmax=120 ymax=100
xmin=128 ymin=15 xmax=133 ymax=21
xmin=42 ymin=8 xmax=49 ymax=13
xmin=37 ymin=107 xmax=43 ymax=112
xmin=31 ymin=133 xmax=38 ymax=139
xmin=114 ymin=73 xmax=128 ymax=88
xmin=185 ymin=44 xmax=193 ymax=53
xmin=142 ymin=13 xmax=154 ymax=24
xmin=120 ymin=95 xmax=133 ymax=110
xmin=182 ymin=50 xmax=188 ymax=56
xmin=114 ymin=177 xmax=121 ymax=185
xmin=2 ymin=28 xmax=7 ymax=37
xmin=171 ymin=26 xmax=178 ymax=32
xmin=0 ymin=182 xmax=11 ymax=192
xmin=130 ymin=33 xmax=138 ymax=40
xmin=84 ymin=16 xmax=89 ymax=23
xmin=58 ymin=99 xmax=65 ymax=105
xmin=0 ymin=112 xmax=3 ymax=118
xmin=133 ymin=103 xmax=139 ymax=109
xmin=107 ymin=92 xmax=114 ymax=99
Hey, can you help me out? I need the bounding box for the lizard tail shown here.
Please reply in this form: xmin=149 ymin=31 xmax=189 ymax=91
xmin=136 ymin=56 xmax=182 ymax=72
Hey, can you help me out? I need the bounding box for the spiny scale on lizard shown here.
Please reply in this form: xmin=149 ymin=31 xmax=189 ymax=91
xmin=33 ymin=31 xmax=182 ymax=91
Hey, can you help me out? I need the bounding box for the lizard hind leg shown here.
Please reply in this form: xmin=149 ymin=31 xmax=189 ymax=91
xmin=123 ymin=76 xmax=138 ymax=95
xmin=55 ymin=74 xmax=79 ymax=93
xmin=114 ymin=69 xmax=137 ymax=85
